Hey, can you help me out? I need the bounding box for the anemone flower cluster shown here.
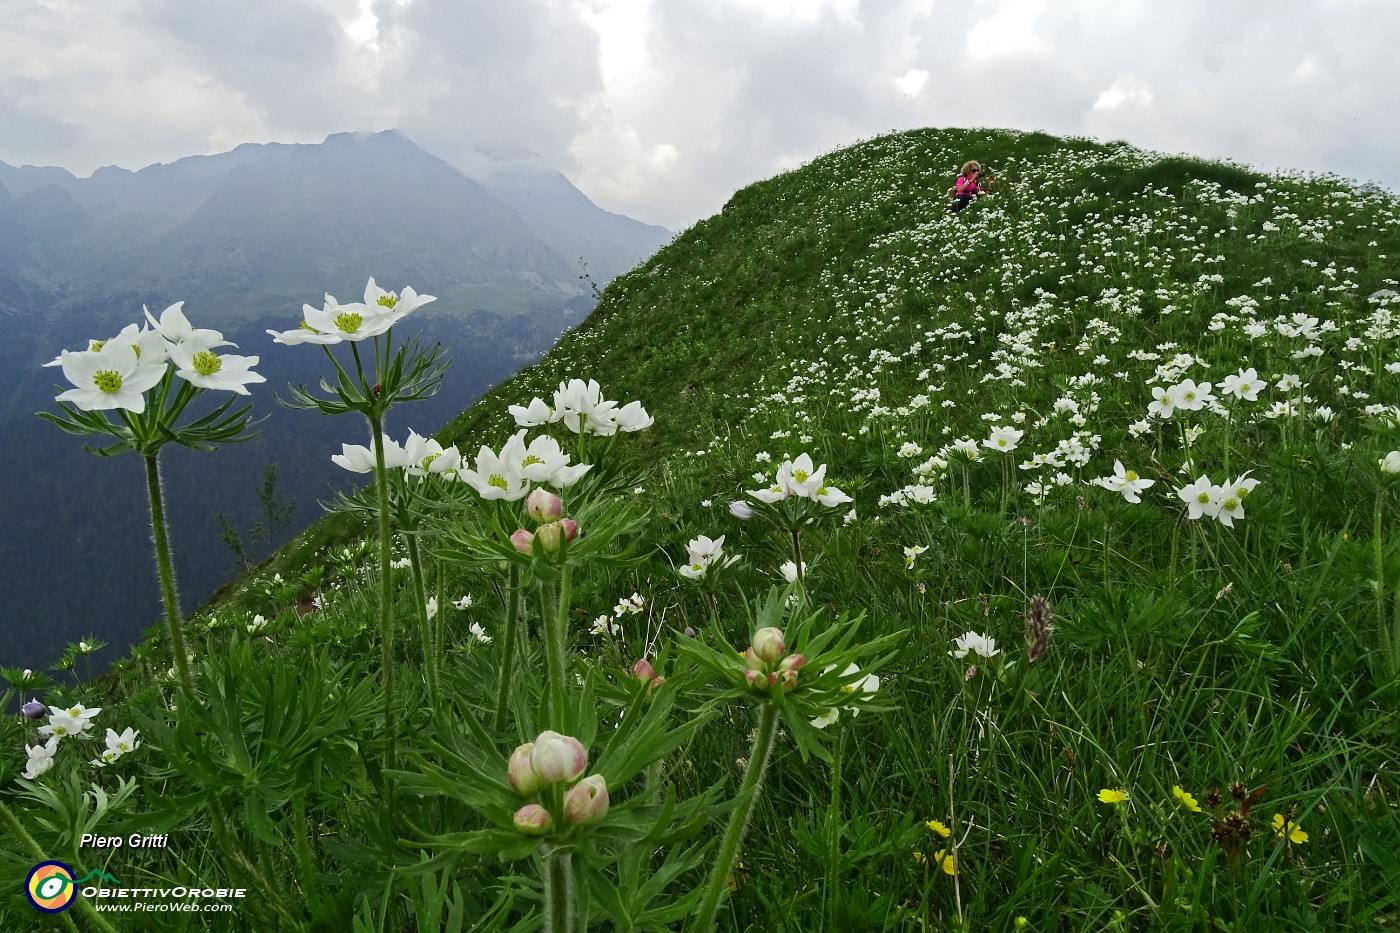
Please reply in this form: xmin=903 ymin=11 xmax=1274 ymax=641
xmin=50 ymin=303 xmax=264 ymax=412
xmin=508 ymin=731 xmax=610 ymax=835
xmin=457 ymin=431 xmax=593 ymax=501
xmin=509 ymin=378 xmax=654 ymax=436
xmin=267 ymin=278 xmax=434 ymax=345
xmin=1174 ymin=473 xmax=1260 ymax=527
xmin=744 ymin=453 xmax=853 ymax=507
xmin=19 ymin=703 xmax=139 ymax=781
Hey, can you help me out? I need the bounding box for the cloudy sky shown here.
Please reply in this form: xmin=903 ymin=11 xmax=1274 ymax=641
xmin=2 ymin=0 xmax=1395 ymax=230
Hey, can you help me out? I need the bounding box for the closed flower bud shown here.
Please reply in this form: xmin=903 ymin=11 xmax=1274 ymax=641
xmin=743 ymin=647 xmax=763 ymax=671
xmin=563 ymin=775 xmax=610 ymax=826
xmin=560 ymin=518 xmax=579 ymax=541
xmin=632 ymin=658 xmax=660 ymax=685
xmin=729 ymin=500 xmax=755 ymax=520
xmin=513 ymin=803 xmax=553 ymax=836
xmin=527 ymin=488 xmax=563 ymax=523
xmin=21 ymin=698 xmax=46 ymax=719
xmin=510 ymin=529 xmax=535 ymax=554
xmin=779 ymin=653 xmax=805 ymax=672
xmin=751 ymin=627 xmax=786 ymax=664
xmin=508 ymin=743 xmax=544 ymax=795
xmin=536 ymin=521 xmax=564 ymax=554
xmin=777 ymin=668 xmax=798 ymax=690
xmin=531 ymin=731 xmax=588 ymax=783
xmin=744 ymin=668 xmax=763 ymax=688
xmin=1382 ymin=451 xmax=1400 ymax=474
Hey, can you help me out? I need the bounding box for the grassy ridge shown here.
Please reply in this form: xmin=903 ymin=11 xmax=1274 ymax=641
xmin=7 ymin=125 xmax=1400 ymax=931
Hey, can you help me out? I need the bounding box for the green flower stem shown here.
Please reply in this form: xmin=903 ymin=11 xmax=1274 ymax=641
xmin=369 ymin=414 xmax=397 ymax=781
xmin=406 ymin=534 xmax=440 ymax=708
xmin=543 ymin=847 xmax=575 ymax=933
xmin=1376 ymin=484 xmax=1397 ymax=676
xmin=434 ymin=555 xmax=446 ymax=668
xmin=692 ymin=702 xmax=781 ymax=933
xmin=824 ymin=723 xmax=845 ymax=931
xmin=143 ymin=453 xmax=194 ymax=696
xmin=494 ymin=564 xmax=523 ymax=731
xmin=0 ymin=799 xmax=118 ymax=933
xmin=546 ymin=565 xmax=574 ymax=732
xmin=790 ymin=527 xmax=806 ymax=611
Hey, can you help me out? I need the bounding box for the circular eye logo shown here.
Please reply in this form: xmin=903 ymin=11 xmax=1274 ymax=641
xmin=26 ymin=861 xmax=77 ymax=913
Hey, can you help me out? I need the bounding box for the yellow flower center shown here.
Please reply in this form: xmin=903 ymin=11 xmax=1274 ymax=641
xmin=1124 ymin=470 xmax=1139 ymax=482
xmin=1222 ymin=497 xmax=1239 ymax=512
xmin=93 ymin=370 xmax=123 ymax=394
xmin=488 ymin=474 xmax=509 ymax=490
xmin=1197 ymin=492 xmax=1211 ymax=504
xmin=421 ymin=453 xmax=440 ymax=470
xmin=335 ymin=312 xmax=363 ymax=333
xmin=521 ymin=454 xmax=545 ymax=468
xmin=90 ymin=339 xmax=107 ymax=351
xmin=793 ymin=469 xmax=809 ymax=482
xmin=377 ymin=294 xmax=398 ymax=308
xmin=191 ymin=351 xmax=223 ymax=376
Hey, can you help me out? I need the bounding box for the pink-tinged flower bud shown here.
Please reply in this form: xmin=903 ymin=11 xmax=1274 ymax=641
xmin=530 ymin=731 xmax=588 ymax=783
xmin=511 ymin=529 xmax=535 ymax=554
xmin=632 ymin=658 xmax=659 ymax=684
xmin=751 ymin=627 xmax=786 ymax=664
xmin=21 ymin=698 xmax=46 ymax=719
xmin=779 ymin=653 xmax=805 ymax=672
xmin=683 ymin=626 xmax=696 ymax=638
xmin=527 ymin=488 xmax=563 ymax=523
xmin=563 ymin=775 xmax=610 ymax=826
xmin=560 ymin=518 xmax=578 ymax=541
xmin=535 ymin=521 xmax=564 ymax=554
xmin=513 ymin=803 xmax=553 ymax=836
xmin=777 ymin=668 xmax=798 ymax=690
xmin=744 ymin=669 xmax=763 ymax=688
xmin=743 ymin=647 xmax=763 ymax=671
xmin=729 ymin=500 xmax=755 ymax=520
xmin=508 ymin=743 xmax=544 ymax=795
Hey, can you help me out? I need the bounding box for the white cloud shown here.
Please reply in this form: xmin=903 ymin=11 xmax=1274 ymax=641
xmin=966 ymin=0 xmax=1049 ymax=62
xmin=895 ymin=69 xmax=930 ymax=98
xmin=1093 ymin=75 xmax=1153 ymax=111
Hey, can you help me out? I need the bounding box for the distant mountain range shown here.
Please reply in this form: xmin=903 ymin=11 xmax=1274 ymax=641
xmin=0 ymin=131 xmax=671 ymax=670
xmin=0 ymin=129 xmax=671 ymax=327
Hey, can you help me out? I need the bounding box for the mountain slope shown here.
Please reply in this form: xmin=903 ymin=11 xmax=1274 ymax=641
xmin=21 ymin=126 xmax=1400 ymax=930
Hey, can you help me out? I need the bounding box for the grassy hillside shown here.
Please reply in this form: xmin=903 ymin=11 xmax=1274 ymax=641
xmin=5 ymin=126 xmax=1400 ymax=931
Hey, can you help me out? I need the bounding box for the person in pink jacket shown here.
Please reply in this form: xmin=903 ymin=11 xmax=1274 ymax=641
xmin=949 ymin=160 xmax=993 ymax=213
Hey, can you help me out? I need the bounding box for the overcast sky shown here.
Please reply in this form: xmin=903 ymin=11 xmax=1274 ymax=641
xmin=2 ymin=0 xmax=1395 ymax=231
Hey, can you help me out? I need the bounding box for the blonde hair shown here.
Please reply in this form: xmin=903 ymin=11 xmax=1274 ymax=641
xmin=959 ymin=160 xmax=981 ymax=178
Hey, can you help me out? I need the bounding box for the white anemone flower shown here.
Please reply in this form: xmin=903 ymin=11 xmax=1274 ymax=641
xmin=949 ymin=631 xmax=1000 ymax=660
xmin=1146 ymin=385 xmax=1176 ymax=420
xmin=810 ymin=663 xmax=881 ymax=729
xmin=511 ymin=431 xmax=592 ymax=487
xmin=777 ymin=453 xmax=827 ymax=498
xmin=458 ymin=441 xmax=531 ymax=501
xmin=363 ymin=278 xmax=435 ymax=321
xmin=22 ymin=737 xmax=60 ymax=780
xmin=1089 ymin=461 xmax=1155 ymax=504
xmin=814 ymin=484 xmax=854 ymax=507
xmin=402 ymin=430 xmax=461 ymax=477
xmin=331 ymin=435 xmax=411 ymax=473
xmin=144 ymin=302 xmax=231 ymax=352
xmin=508 ymin=397 xmax=554 ymax=427
xmin=983 ymin=426 xmax=1024 ymax=452
xmin=1220 ymin=368 xmax=1262 ymax=401
xmin=169 ymin=343 xmax=265 ymax=395
xmin=1168 ymin=379 xmax=1214 ymax=412
xmin=267 ymin=300 xmax=348 ymax=346
xmin=56 ymin=341 xmax=168 ymax=413
xmin=469 ymin=622 xmax=492 ymax=644
xmin=1175 ymin=475 xmax=1222 ymax=520
xmin=1381 ymin=452 xmax=1400 ymax=474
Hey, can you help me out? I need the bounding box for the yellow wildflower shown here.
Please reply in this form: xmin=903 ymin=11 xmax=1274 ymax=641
xmin=925 ymin=819 xmax=952 ymax=837
xmin=932 ymin=849 xmax=958 ymax=876
xmin=1097 ymin=788 xmax=1129 ymax=805
xmin=1172 ymin=785 xmax=1202 ymax=813
xmin=1272 ymin=814 xmax=1308 ymax=844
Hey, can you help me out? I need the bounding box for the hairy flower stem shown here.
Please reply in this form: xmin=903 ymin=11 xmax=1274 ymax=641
xmin=143 ymin=453 xmax=194 ymax=696
xmin=0 ymin=799 xmax=119 ymax=933
xmin=406 ymin=535 xmax=440 ymax=708
xmin=545 ymin=566 xmax=573 ymax=731
xmin=790 ymin=527 xmax=806 ymax=611
xmin=369 ymin=414 xmax=397 ymax=787
xmin=824 ymin=724 xmax=845 ymax=930
xmin=543 ymin=847 xmax=575 ymax=933
xmin=693 ymin=702 xmax=781 ymax=932
xmin=494 ymin=565 xmax=523 ymax=731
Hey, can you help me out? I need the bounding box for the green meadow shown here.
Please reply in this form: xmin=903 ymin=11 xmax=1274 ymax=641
xmin=4 ymin=126 xmax=1399 ymax=931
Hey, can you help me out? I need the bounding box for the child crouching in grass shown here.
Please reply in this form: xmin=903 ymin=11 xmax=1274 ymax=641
xmin=949 ymin=160 xmax=993 ymax=213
